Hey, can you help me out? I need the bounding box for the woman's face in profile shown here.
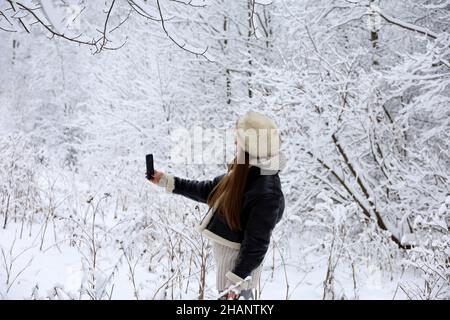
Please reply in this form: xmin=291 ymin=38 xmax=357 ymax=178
xmin=234 ymin=120 xmax=245 ymax=162
xmin=234 ymin=131 xmax=246 ymax=163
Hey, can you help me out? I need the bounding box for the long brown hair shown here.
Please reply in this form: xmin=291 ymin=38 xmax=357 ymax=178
xmin=207 ymin=151 xmax=250 ymax=231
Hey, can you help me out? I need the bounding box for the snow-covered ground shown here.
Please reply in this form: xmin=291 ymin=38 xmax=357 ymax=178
xmin=0 ymin=217 xmax=416 ymax=300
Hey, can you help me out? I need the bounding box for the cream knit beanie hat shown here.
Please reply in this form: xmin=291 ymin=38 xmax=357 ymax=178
xmin=236 ymin=111 xmax=281 ymax=159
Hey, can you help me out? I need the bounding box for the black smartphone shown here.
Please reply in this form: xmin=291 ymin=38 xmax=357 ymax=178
xmin=146 ymin=154 xmax=154 ymax=180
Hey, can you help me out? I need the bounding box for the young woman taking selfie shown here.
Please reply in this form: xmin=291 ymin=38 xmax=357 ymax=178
xmin=148 ymin=111 xmax=285 ymax=300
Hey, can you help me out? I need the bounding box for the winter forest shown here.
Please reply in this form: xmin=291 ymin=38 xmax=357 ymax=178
xmin=0 ymin=0 xmax=449 ymax=300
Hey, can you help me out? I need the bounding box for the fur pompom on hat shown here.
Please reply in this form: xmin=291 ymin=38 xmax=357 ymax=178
xmin=236 ymin=111 xmax=281 ymax=159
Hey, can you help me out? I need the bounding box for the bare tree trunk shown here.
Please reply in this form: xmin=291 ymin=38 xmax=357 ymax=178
xmin=369 ymin=0 xmax=380 ymax=65
xmin=12 ymin=39 xmax=18 ymax=65
xmin=3 ymin=194 xmax=10 ymax=229
xmin=223 ymin=16 xmax=231 ymax=104
xmin=263 ymin=6 xmax=272 ymax=49
xmin=247 ymin=0 xmax=253 ymax=98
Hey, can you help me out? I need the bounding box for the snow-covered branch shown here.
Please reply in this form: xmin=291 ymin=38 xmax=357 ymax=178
xmin=373 ymin=6 xmax=439 ymax=39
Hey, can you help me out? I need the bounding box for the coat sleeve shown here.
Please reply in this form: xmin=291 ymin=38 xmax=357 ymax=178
xmin=170 ymin=173 xmax=225 ymax=204
xmin=226 ymin=192 xmax=283 ymax=289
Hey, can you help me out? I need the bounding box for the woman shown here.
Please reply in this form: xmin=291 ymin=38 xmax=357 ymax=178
xmin=149 ymin=111 xmax=285 ymax=300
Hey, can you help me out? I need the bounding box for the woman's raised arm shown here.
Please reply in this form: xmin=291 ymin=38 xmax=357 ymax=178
xmin=149 ymin=170 xmax=225 ymax=204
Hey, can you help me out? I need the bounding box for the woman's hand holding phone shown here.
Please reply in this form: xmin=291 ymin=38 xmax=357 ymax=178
xmin=147 ymin=170 xmax=164 ymax=185
xmin=145 ymin=154 xmax=168 ymax=188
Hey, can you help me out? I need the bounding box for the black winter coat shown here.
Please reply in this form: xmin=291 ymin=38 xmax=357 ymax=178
xmin=172 ymin=165 xmax=285 ymax=280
